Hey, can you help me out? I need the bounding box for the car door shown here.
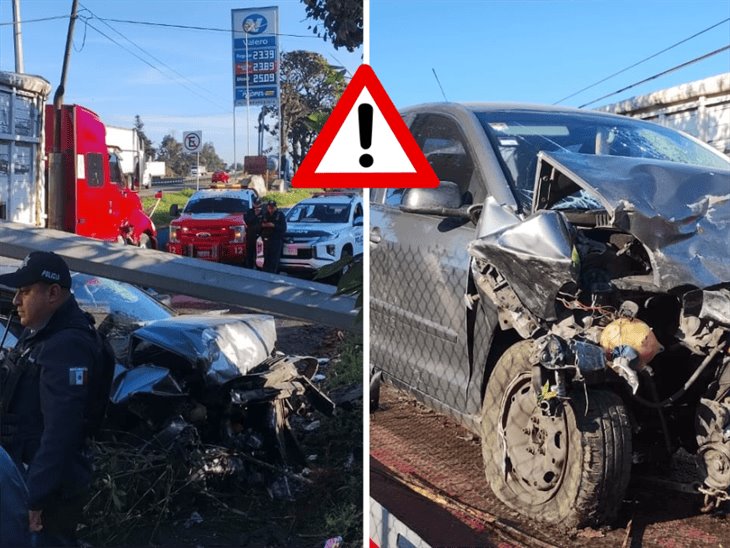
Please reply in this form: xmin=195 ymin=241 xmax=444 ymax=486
xmin=370 ymin=111 xmax=490 ymax=417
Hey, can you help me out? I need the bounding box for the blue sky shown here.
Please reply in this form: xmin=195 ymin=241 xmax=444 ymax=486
xmin=2 ymin=1 xmax=728 ymax=167
xmin=369 ymin=0 xmax=729 ymax=109
xmin=0 ymin=0 xmax=362 ymax=165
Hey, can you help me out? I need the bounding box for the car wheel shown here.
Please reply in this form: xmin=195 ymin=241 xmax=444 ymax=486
xmin=481 ymin=340 xmax=632 ymax=528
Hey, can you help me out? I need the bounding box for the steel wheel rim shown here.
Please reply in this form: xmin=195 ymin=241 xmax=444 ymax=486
xmin=498 ymin=372 xmax=569 ymax=504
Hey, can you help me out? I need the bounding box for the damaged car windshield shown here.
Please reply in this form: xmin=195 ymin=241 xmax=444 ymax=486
xmin=476 ymin=110 xmax=730 ymax=212
xmin=72 ymin=273 xmax=172 ymax=325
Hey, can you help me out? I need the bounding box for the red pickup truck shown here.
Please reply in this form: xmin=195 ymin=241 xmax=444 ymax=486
xmin=167 ymin=186 xmax=257 ymax=263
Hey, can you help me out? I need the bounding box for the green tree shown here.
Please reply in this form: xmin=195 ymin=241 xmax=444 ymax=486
xmin=134 ymin=115 xmax=155 ymax=160
xmin=155 ymin=135 xmax=226 ymax=177
xmin=263 ymin=50 xmax=346 ymax=172
xmin=155 ymin=134 xmax=188 ymax=176
xmin=301 ymin=0 xmax=363 ymax=52
xmin=197 ymin=143 xmax=225 ymax=172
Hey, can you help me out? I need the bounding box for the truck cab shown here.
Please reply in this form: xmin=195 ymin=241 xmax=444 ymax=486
xmin=45 ymin=104 xmax=157 ymax=248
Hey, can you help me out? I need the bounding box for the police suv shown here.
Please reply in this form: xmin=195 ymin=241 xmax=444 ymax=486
xmin=280 ymin=192 xmax=364 ymax=274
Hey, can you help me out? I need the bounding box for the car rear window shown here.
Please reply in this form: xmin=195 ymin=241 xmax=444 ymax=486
xmin=184 ymin=197 xmax=249 ymax=214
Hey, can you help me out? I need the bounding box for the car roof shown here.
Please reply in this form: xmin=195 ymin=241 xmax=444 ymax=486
xmin=298 ymin=193 xmax=361 ymax=205
xmin=400 ymin=101 xmax=640 ymax=123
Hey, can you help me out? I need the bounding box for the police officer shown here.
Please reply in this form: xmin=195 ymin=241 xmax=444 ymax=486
xmin=0 ymin=252 xmax=103 ymax=546
xmin=260 ymin=200 xmax=287 ymax=273
xmin=244 ymin=199 xmax=263 ymax=269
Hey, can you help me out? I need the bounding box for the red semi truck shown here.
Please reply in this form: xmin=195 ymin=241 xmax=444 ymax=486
xmin=45 ymin=104 xmax=157 ymax=248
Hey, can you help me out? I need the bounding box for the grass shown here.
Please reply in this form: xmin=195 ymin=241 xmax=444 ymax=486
xmin=143 ymin=188 xmax=195 ymax=227
xmin=294 ymin=333 xmax=363 ymax=546
xmin=142 ymin=187 xmax=324 ymax=227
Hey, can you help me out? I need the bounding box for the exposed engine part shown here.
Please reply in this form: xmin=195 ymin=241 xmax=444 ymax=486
xmin=609 ymin=346 xmax=641 ymax=394
xmin=683 ymin=287 xmax=730 ymax=327
xmin=618 ymin=300 xmax=640 ymax=319
xmin=700 ymin=484 xmax=730 ymax=513
xmin=473 ymin=262 xmax=541 ymax=338
xmin=632 ymin=336 xmax=727 ymax=409
xmin=534 ymin=335 xmax=605 ymax=374
xmin=600 ymin=317 xmax=664 ymax=366
xmin=678 ymin=287 xmax=730 ymax=354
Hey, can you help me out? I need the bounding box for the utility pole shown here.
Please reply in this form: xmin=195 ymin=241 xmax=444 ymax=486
xmin=49 ymin=0 xmax=79 ymax=231
xmin=12 ymin=0 xmax=25 ymax=72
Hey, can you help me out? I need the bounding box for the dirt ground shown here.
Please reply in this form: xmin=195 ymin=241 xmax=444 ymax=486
xmin=371 ymin=384 xmax=730 ymax=547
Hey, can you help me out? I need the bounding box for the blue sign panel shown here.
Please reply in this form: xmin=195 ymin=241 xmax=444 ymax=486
xmin=234 ymin=47 xmax=277 ymax=63
xmin=236 ymin=73 xmax=277 ymax=86
xmin=235 ymin=86 xmax=278 ymax=106
xmin=233 ymin=36 xmax=277 ymax=49
xmin=231 ymin=7 xmax=279 ymax=107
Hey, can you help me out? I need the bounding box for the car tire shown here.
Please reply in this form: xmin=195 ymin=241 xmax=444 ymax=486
xmin=480 ymin=340 xmax=632 ymax=528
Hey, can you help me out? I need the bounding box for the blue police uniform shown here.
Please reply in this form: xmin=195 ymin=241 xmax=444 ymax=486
xmin=261 ymin=205 xmax=287 ymax=273
xmin=244 ymin=205 xmax=262 ymax=269
xmin=1 ymin=295 xmax=97 ymax=545
xmin=0 ymin=445 xmax=30 ymax=547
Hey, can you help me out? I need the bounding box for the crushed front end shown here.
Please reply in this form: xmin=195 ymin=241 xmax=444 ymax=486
xmin=469 ymin=151 xmax=730 ymax=509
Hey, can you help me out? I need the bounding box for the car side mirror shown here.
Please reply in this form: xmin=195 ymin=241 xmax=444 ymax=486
xmin=400 ymin=180 xmax=472 ymax=220
xmin=353 ymin=217 xmax=363 ymax=227
xmin=169 ymin=204 xmax=180 ymax=217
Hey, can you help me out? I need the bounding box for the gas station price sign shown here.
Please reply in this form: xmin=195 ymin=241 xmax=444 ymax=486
xmin=231 ymin=7 xmax=280 ymax=107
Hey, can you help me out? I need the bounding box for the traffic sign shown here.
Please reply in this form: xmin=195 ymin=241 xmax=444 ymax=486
xmin=292 ymin=65 xmax=439 ymax=189
xmin=183 ymin=131 xmax=202 ymax=153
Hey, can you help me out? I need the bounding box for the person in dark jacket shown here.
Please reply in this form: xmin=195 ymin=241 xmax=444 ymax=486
xmin=244 ymin=199 xmax=263 ymax=269
xmin=0 ymin=251 xmax=102 ymax=547
xmin=0 ymin=445 xmax=30 ymax=547
xmin=260 ymin=200 xmax=287 ymax=273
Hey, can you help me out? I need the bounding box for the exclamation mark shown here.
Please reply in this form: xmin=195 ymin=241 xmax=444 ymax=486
xmin=358 ymin=103 xmax=374 ymax=168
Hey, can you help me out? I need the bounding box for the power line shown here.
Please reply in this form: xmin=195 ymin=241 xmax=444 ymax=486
xmin=98 ymin=17 xmax=318 ymax=39
xmin=78 ymin=4 xmax=227 ymax=111
xmin=0 ymin=15 xmax=68 ymax=26
xmin=578 ymin=44 xmax=730 ymax=108
xmin=554 ymin=17 xmax=730 ymax=105
xmin=81 ymin=18 xmax=230 ymax=112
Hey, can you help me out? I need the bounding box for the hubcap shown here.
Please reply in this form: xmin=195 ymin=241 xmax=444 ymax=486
xmin=499 ymin=374 xmax=569 ymax=503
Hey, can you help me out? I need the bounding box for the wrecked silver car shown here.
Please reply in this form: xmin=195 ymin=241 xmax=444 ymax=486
xmin=111 ymin=313 xmax=331 ymax=466
xmin=0 ymin=271 xmax=332 ymax=467
xmin=370 ymin=103 xmax=730 ymax=527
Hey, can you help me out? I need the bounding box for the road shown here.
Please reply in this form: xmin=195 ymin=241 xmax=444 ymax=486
xmin=371 ymin=383 xmax=730 ymax=547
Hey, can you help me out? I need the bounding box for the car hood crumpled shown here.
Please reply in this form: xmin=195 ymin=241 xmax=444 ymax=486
xmin=129 ymin=314 xmax=277 ymax=385
xmin=533 ymin=150 xmax=730 ymax=290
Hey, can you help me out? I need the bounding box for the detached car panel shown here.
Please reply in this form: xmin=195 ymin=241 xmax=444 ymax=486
xmin=370 ymin=102 xmax=730 ymax=528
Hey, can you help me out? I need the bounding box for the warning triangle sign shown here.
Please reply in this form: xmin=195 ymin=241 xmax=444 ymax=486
xmin=292 ymin=64 xmax=439 ymax=188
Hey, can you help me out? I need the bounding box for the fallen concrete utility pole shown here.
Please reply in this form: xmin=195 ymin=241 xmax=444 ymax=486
xmin=0 ymin=221 xmax=359 ymax=331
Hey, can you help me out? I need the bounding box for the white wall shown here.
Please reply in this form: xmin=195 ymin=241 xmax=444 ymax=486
xmin=597 ymin=73 xmax=730 ymax=155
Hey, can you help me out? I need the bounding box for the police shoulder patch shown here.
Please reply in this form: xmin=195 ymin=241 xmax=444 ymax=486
xmin=69 ymin=367 xmax=88 ymax=386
